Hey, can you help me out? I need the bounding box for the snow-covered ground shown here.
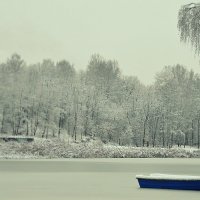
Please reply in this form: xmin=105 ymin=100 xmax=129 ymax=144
xmin=0 ymin=138 xmax=199 ymax=159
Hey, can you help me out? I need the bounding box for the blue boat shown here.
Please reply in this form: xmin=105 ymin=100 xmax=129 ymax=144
xmin=136 ymin=174 xmax=200 ymax=190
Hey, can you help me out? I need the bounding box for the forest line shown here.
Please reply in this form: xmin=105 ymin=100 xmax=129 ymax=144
xmin=1 ymin=53 xmax=200 ymax=148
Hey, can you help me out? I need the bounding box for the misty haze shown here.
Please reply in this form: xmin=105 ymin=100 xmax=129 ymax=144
xmin=1 ymin=0 xmax=200 ymax=200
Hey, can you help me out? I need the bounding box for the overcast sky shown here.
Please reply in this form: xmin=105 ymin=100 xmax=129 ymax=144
xmin=0 ymin=0 xmax=200 ymax=84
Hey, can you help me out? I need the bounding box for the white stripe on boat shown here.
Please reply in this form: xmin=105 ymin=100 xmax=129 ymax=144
xmin=136 ymin=174 xmax=200 ymax=181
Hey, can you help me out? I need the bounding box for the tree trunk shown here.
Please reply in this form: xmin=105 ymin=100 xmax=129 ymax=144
xmin=26 ymin=110 xmax=29 ymax=136
xmin=198 ymin=118 xmax=200 ymax=149
xmin=73 ymin=111 xmax=77 ymax=142
xmin=1 ymin=106 xmax=6 ymax=133
xmin=192 ymin=119 xmax=194 ymax=147
xmin=171 ymin=132 xmax=174 ymax=148
xmin=16 ymin=92 xmax=23 ymax=135
xmin=26 ymin=121 xmax=29 ymax=136
xmin=152 ymin=117 xmax=159 ymax=147
xmin=142 ymin=115 xmax=148 ymax=147
xmin=11 ymin=103 xmax=16 ymax=135
xmin=58 ymin=112 xmax=62 ymax=137
xmin=42 ymin=127 xmax=46 ymax=138
xmin=46 ymin=127 xmax=49 ymax=139
xmin=33 ymin=110 xmax=39 ymax=136
xmin=84 ymin=100 xmax=89 ymax=136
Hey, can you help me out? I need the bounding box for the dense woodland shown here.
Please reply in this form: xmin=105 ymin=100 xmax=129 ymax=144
xmin=1 ymin=54 xmax=200 ymax=148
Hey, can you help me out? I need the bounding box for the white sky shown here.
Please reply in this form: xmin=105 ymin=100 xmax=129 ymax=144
xmin=0 ymin=0 xmax=200 ymax=84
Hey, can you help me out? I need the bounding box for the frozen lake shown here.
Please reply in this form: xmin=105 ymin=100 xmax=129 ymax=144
xmin=0 ymin=159 xmax=199 ymax=200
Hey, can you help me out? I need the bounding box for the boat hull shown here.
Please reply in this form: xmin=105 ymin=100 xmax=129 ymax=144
xmin=137 ymin=178 xmax=200 ymax=190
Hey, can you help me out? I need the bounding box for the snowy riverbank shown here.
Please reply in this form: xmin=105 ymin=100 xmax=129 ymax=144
xmin=0 ymin=138 xmax=200 ymax=159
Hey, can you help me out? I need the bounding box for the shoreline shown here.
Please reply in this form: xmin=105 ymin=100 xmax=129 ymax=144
xmin=0 ymin=139 xmax=200 ymax=159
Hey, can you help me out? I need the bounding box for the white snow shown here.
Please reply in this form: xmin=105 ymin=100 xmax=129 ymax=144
xmin=136 ymin=173 xmax=200 ymax=181
xmin=187 ymin=3 xmax=196 ymax=9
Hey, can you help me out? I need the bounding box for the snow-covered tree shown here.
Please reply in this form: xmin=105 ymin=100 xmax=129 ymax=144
xmin=178 ymin=3 xmax=200 ymax=54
